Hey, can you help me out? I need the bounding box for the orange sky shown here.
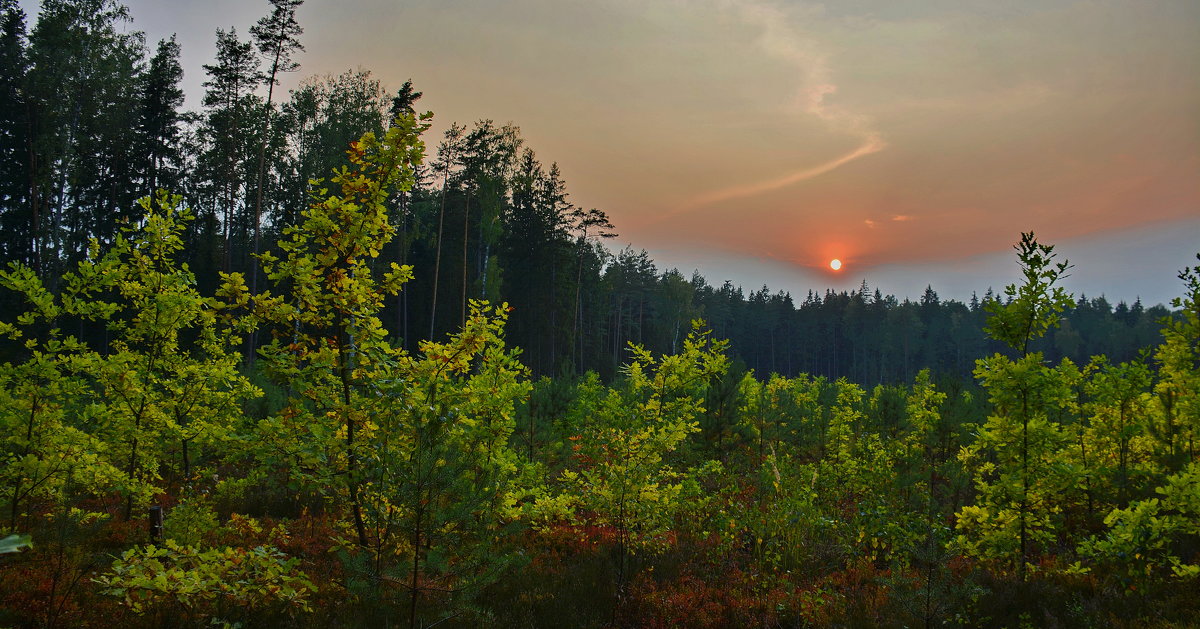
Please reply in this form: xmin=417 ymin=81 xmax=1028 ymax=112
xmin=23 ymin=0 xmax=1199 ymax=302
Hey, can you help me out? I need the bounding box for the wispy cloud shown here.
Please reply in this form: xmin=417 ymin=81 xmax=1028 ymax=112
xmin=892 ymin=214 xmax=912 ymax=222
xmin=680 ymin=0 xmax=885 ymax=209
xmin=687 ymin=141 xmax=883 ymax=206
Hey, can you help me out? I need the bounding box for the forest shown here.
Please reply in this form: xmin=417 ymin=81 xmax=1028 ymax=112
xmin=1 ymin=0 xmax=1198 ymax=627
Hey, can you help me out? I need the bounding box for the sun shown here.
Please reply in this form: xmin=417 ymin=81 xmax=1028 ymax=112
xmin=829 ymin=258 xmax=843 ymax=271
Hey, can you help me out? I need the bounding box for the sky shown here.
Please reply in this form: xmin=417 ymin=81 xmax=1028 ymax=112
xmin=21 ymin=0 xmax=1200 ymax=305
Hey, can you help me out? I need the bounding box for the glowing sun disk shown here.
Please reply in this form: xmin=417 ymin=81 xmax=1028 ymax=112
xmin=829 ymin=258 xmax=843 ymax=271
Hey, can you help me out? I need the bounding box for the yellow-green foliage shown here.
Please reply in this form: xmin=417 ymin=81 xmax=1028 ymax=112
xmin=361 ymin=300 xmax=532 ymax=605
xmin=956 ymin=353 xmax=1075 ymax=569
xmin=94 ymin=540 xmax=315 ymax=616
xmin=0 ymin=192 xmax=258 ymax=525
xmin=1081 ymin=462 xmax=1200 ymax=583
xmin=552 ymin=323 xmax=728 ymax=554
xmin=1152 ymin=255 xmax=1200 ymax=466
xmin=221 ymin=114 xmax=533 ymax=619
xmin=956 ymin=233 xmax=1077 ymax=577
xmin=236 ymin=115 xmax=432 ymax=550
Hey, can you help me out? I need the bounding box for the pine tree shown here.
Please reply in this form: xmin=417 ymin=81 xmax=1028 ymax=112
xmin=390 ymin=79 xmax=422 ymax=118
xmin=248 ymin=0 xmax=303 ymax=295
xmin=569 ymin=207 xmax=615 ymax=370
xmin=199 ymin=27 xmax=261 ymax=274
xmin=387 ymin=78 xmax=423 ymax=347
xmin=428 ymin=123 xmax=464 ymax=339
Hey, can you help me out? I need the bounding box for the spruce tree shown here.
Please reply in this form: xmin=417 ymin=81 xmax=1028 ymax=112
xmin=135 ymin=36 xmax=185 ymax=196
xmin=0 ymin=0 xmax=31 ymax=268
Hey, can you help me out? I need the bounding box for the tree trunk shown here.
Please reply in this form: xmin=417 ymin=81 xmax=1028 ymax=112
xmin=461 ymin=189 xmax=471 ymax=326
xmin=429 ymin=155 xmax=453 ymax=340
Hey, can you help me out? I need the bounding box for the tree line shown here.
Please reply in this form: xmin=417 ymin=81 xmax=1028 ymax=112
xmin=0 ymin=0 xmax=1164 ymax=383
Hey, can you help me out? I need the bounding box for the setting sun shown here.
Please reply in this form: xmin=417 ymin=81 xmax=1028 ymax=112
xmin=829 ymin=258 xmax=842 ymax=271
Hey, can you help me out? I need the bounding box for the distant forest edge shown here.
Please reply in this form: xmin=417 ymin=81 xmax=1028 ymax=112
xmin=0 ymin=0 xmax=1172 ymax=381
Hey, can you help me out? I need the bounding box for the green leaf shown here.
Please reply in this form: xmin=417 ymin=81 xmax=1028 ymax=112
xmin=0 ymin=533 xmax=32 ymax=554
